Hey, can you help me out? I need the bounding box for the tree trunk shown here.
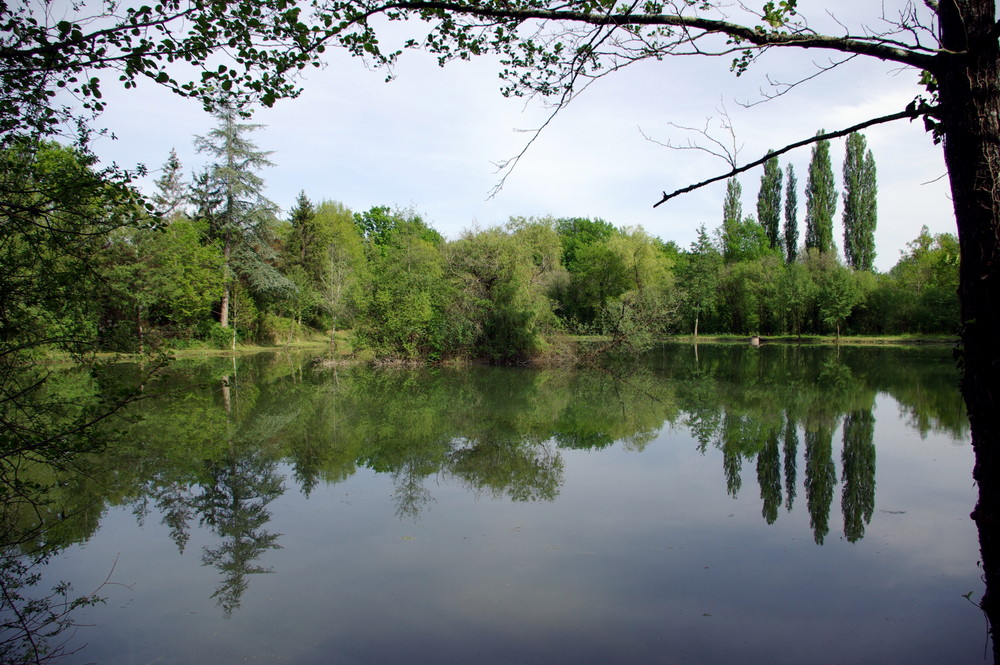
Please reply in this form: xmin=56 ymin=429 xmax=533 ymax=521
xmin=938 ymin=0 xmax=1000 ymax=654
xmin=220 ymin=236 xmax=231 ymax=328
xmin=136 ymin=302 xmax=144 ymax=355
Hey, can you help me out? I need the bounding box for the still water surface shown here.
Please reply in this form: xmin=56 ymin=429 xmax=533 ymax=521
xmin=11 ymin=344 xmax=984 ymax=664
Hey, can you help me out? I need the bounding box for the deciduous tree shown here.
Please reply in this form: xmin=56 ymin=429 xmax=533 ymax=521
xmin=784 ymin=165 xmax=799 ymax=264
xmin=842 ymin=132 xmax=878 ymax=271
xmin=805 ymin=133 xmax=837 ymax=255
xmin=757 ymin=155 xmax=783 ymax=253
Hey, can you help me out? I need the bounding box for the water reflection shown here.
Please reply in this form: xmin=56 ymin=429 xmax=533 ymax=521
xmin=0 ymin=344 xmax=972 ymax=659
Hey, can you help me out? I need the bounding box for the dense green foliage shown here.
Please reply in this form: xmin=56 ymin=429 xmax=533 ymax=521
xmin=783 ymin=165 xmax=799 ymax=263
xmin=757 ymin=156 xmax=783 ymax=253
xmin=805 ymin=133 xmax=837 ymax=255
xmin=1 ymin=129 xmax=958 ymax=370
xmin=842 ymin=133 xmax=878 ymax=272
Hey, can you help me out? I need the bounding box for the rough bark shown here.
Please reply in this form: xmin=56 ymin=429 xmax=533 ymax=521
xmin=937 ymin=0 xmax=1000 ymax=654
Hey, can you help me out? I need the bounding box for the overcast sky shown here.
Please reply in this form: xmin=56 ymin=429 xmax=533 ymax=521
xmin=86 ymin=1 xmax=954 ymax=273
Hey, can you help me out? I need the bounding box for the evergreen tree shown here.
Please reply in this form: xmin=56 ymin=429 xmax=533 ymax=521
xmin=720 ymin=177 xmax=743 ymax=263
xmin=151 ymin=148 xmax=189 ymax=219
xmin=842 ymin=132 xmax=878 ymax=271
xmin=804 ymin=132 xmax=837 ymax=255
xmin=756 ymin=155 xmax=782 ymax=253
xmin=194 ymin=108 xmax=290 ymax=330
xmin=784 ymin=165 xmax=799 ymax=263
xmin=284 ymin=191 xmax=318 ymax=275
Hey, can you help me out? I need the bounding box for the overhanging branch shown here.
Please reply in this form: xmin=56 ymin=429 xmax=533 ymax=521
xmin=652 ymin=106 xmax=935 ymax=208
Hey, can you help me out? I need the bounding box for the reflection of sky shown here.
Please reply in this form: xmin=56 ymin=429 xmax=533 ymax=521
xmin=53 ymin=393 xmax=979 ymax=665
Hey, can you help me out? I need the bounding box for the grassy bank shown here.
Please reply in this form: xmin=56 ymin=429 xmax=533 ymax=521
xmin=662 ymin=333 xmax=958 ymax=346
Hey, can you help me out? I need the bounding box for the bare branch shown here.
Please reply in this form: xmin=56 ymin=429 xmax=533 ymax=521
xmin=653 ymin=106 xmax=933 ymax=208
xmin=739 ymin=54 xmax=859 ymax=108
xmin=640 ymin=103 xmax=742 ymax=168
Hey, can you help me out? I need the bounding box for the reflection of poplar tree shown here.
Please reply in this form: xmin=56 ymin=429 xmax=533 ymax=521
xmin=842 ymin=410 xmax=876 ymax=542
xmin=783 ymin=417 xmax=799 ymax=511
xmin=722 ymin=437 xmax=744 ymax=498
xmin=804 ymin=425 xmax=837 ymax=545
xmin=756 ymin=430 xmax=782 ymax=524
xmin=196 ymin=450 xmax=283 ymax=615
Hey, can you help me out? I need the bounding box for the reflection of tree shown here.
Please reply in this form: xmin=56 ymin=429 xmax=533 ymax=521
xmin=194 ymin=449 xmax=283 ymax=615
xmin=757 ymin=430 xmax=782 ymax=525
xmin=391 ymin=461 xmax=435 ymax=520
xmin=804 ymin=425 xmax=837 ymax=545
xmin=150 ymin=481 xmax=196 ymax=554
xmin=783 ymin=417 xmax=799 ymax=512
xmin=448 ymin=435 xmax=563 ymax=503
xmin=841 ymin=410 xmax=876 ymax=543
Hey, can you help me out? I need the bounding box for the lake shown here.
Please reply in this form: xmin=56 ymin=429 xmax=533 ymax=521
xmin=1 ymin=343 xmax=983 ymax=664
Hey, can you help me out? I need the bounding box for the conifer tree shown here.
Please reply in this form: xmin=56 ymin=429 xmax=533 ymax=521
xmin=152 ymin=149 xmax=189 ymax=219
xmin=842 ymin=132 xmax=878 ymax=271
xmin=784 ymin=165 xmax=799 ymax=263
xmin=756 ymin=155 xmax=782 ymax=253
xmin=804 ymin=132 xmax=837 ymax=255
xmin=285 ymin=191 xmax=318 ymax=273
xmin=195 ymin=107 xmax=290 ymax=329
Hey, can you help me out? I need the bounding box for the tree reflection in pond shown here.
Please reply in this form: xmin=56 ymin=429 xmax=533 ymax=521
xmin=0 ymin=343 xmax=976 ymax=664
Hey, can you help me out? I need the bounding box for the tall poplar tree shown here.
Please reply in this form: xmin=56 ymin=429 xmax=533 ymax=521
xmin=842 ymin=132 xmax=878 ymax=271
xmin=805 ymin=132 xmax=837 ymax=255
xmin=756 ymin=155 xmax=782 ymax=253
xmin=784 ymin=165 xmax=799 ymax=263
xmin=720 ymin=177 xmax=743 ymax=263
xmin=195 ymin=108 xmax=289 ymax=329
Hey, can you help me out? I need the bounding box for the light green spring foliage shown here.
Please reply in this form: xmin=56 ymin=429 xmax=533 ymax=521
xmin=446 ymin=219 xmax=564 ymax=363
xmin=352 ymin=207 xmax=452 ymax=359
xmin=720 ymin=177 xmax=743 ymax=262
xmin=281 ymin=195 xmax=366 ymax=334
xmin=677 ymin=225 xmax=722 ymax=336
xmin=103 ymin=218 xmax=224 ymax=344
xmin=887 ymin=226 xmax=960 ymax=332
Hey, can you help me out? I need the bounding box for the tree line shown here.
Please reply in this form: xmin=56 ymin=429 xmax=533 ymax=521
xmin=2 ymin=112 xmax=958 ymax=367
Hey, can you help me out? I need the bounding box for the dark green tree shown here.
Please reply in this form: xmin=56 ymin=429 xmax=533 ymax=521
xmin=805 ymin=133 xmax=837 ymax=255
xmin=842 ymin=409 xmax=876 ymax=543
xmin=804 ymin=424 xmax=837 ymax=545
xmin=842 ymin=132 xmax=878 ymax=271
xmin=195 ymin=108 xmax=290 ymax=332
xmin=284 ymin=191 xmax=318 ymax=273
xmin=784 ymin=165 xmax=799 ymax=263
xmin=756 ymin=155 xmax=783 ymax=253
xmin=757 ymin=430 xmax=782 ymax=524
